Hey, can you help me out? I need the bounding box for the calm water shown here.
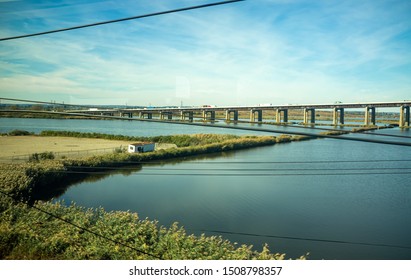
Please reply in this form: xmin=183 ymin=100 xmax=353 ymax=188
xmin=1 ymin=117 xmax=411 ymax=259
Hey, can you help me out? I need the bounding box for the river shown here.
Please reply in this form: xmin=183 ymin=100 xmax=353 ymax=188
xmin=1 ymin=117 xmax=411 ymax=260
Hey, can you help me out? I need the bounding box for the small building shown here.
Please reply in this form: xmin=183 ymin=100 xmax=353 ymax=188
xmin=128 ymin=142 xmax=155 ymax=153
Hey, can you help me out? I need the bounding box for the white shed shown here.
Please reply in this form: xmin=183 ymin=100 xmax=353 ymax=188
xmin=128 ymin=142 xmax=155 ymax=153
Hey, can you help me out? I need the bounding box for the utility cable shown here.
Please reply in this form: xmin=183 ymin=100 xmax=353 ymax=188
xmin=0 ymin=189 xmax=163 ymax=259
xmin=12 ymin=170 xmax=410 ymax=176
xmin=0 ymin=97 xmax=94 ymax=109
xmin=29 ymin=167 xmax=411 ymax=172
xmin=2 ymin=159 xmax=410 ymax=166
xmin=233 ymin=120 xmax=411 ymax=140
xmin=199 ymin=229 xmax=411 ymax=250
xmin=0 ymin=0 xmax=245 ymax=41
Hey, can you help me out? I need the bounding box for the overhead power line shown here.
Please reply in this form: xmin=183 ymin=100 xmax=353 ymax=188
xmin=8 ymin=169 xmax=408 ymax=177
xmin=0 ymin=97 xmax=91 ymax=108
xmin=0 ymin=0 xmax=245 ymax=41
xmin=199 ymin=229 xmax=411 ymax=250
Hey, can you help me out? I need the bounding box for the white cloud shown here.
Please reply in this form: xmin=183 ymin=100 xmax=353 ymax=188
xmin=1 ymin=0 xmax=410 ymax=106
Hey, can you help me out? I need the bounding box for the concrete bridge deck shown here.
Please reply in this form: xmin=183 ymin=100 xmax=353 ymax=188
xmin=68 ymin=101 xmax=411 ymax=127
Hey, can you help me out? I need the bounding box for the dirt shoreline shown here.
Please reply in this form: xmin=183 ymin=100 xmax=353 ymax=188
xmin=0 ymin=136 xmax=132 ymax=161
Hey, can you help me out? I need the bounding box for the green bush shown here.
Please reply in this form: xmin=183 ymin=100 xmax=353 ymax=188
xmin=29 ymin=152 xmax=55 ymax=162
xmin=0 ymin=201 xmax=307 ymax=260
xmin=8 ymin=130 xmax=33 ymax=136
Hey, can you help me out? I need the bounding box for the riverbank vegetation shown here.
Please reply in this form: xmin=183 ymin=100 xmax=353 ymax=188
xmin=0 ymin=198 xmax=308 ymax=260
xmin=1 ymin=129 xmax=35 ymax=136
xmin=0 ymin=132 xmax=310 ymax=260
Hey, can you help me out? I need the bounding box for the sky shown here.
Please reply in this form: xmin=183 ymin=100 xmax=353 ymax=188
xmin=0 ymin=0 xmax=410 ymax=106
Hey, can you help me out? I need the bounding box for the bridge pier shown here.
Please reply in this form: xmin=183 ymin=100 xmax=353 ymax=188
xmin=102 ymin=112 xmax=114 ymax=117
xmin=181 ymin=111 xmax=194 ymax=122
xmin=120 ymin=112 xmax=133 ymax=118
xmin=225 ymin=110 xmax=239 ymax=122
xmin=250 ymin=109 xmax=263 ymax=122
xmin=303 ymin=108 xmax=315 ymax=124
xmin=333 ymin=108 xmax=345 ymax=125
xmin=399 ymin=105 xmax=410 ymax=127
xmin=160 ymin=111 xmax=173 ymax=120
xmin=364 ymin=107 xmax=376 ymax=126
xmin=202 ymin=110 xmax=216 ymax=121
xmin=139 ymin=112 xmax=152 ymax=119
xmin=275 ymin=109 xmax=288 ymax=123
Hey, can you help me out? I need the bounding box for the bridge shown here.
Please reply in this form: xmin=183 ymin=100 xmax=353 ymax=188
xmin=70 ymin=101 xmax=411 ymax=127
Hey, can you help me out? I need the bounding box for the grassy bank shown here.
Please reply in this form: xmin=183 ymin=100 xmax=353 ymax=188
xmin=39 ymin=130 xmax=243 ymax=147
xmin=0 ymin=132 xmax=310 ymax=260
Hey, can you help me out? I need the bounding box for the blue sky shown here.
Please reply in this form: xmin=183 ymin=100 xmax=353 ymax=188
xmin=0 ymin=0 xmax=410 ymax=106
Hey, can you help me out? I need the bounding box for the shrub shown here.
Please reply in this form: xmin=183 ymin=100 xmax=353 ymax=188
xmin=29 ymin=152 xmax=55 ymax=162
xmin=8 ymin=130 xmax=32 ymax=136
xmin=0 ymin=200 xmax=307 ymax=260
xmin=113 ymin=147 xmax=126 ymax=154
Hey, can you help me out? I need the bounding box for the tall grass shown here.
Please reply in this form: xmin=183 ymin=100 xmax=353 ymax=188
xmin=39 ymin=131 xmax=242 ymax=147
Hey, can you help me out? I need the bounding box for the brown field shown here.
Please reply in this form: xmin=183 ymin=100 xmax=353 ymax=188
xmin=0 ymin=136 xmax=132 ymax=162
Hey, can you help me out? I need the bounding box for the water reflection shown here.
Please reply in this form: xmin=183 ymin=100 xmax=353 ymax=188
xmin=46 ymin=150 xmax=237 ymax=202
xmin=55 ymin=139 xmax=411 ymax=260
xmin=37 ymin=164 xmax=143 ymax=202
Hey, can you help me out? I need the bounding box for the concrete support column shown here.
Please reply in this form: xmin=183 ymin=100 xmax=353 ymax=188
xmin=303 ymin=108 xmax=315 ymax=124
xmin=120 ymin=112 xmax=132 ymax=118
xmin=340 ymin=108 xmax=345 ymax=124
xmin=333 ymin=109 xmax=337 ymax=126
xmin=275 ymin=109 xmax=281 ymax=123
xmin=160 ymin=112 xmax=171 ymax=120
xmin=276 ymin=109 xmax=288 ymax=123
xmin=209 ymin=111 xmax=215 ymax=121
xmin=283 ymin=109 xmax=288 ymax=123
xmin=202 ymin=110 xmax=216 ymax=121
xmin=333 ymin=108 xmax=345 ymax=126
xmin=310 ymin=109 xmax=315 ymax=123
xmin=233 ymin=110 xmax=239 ymax=122
xmin=303 ymin=109 xmax=307 ymax=124
xmin=225 ymin=110 xmax=239 ymax=122
xmin=139 ymin=112 xmax=153 ymax=120
xmin=181 ymin=111 xmax=194 ymax=122
xmin=139 ymin=112 xmax=152 ymax=119
xmin=250 ymin=109 xmax=263 ymax=122
xmin=365 ymin=107 xmax=376 ymax=126
xmin=400 ymin=106 xmax=410 ymax=127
